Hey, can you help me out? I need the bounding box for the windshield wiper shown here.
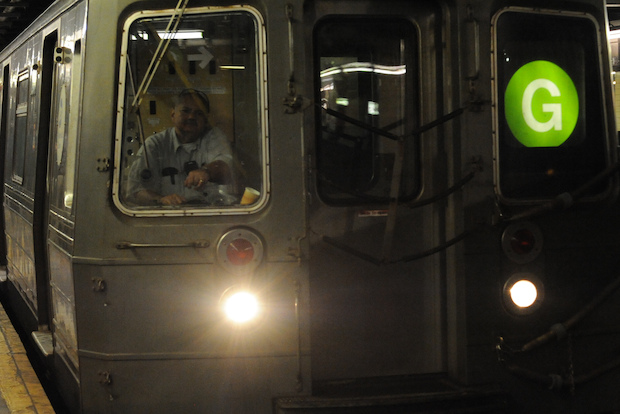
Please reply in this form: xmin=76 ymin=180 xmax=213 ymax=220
xmin=131 ymin=0 xmax=190 ymax=111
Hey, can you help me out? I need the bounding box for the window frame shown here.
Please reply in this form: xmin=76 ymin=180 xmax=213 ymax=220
xmin=112 ymin=5 xmax=269 ymax=217
xmin=491 ymin=7 xmax=613 ymax=204
xmin=49 ymin=39 xmax=83 ymax=217
xmin=12 ymin=70 xmax=30 ymax=185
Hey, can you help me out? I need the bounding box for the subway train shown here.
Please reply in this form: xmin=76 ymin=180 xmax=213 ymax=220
xmin=0 ymin=0 xmax=620 ymax=412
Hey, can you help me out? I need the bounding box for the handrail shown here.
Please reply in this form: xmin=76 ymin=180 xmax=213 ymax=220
xmin=115 ymin=240 xmax=209 ymax=249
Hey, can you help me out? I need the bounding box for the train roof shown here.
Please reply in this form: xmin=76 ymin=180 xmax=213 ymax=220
xmin=0 ymin=0 xmax=57 ymax=51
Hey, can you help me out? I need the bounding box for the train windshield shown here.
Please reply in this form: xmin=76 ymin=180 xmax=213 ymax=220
xmin=315 ymin=18 xmax=420 ymax=205
xmin=114 ymin=7 xmax=267 ymax=216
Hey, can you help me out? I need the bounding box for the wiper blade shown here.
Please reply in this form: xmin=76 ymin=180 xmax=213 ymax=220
xmin=131 ymin=0 xmax=190 ymax=111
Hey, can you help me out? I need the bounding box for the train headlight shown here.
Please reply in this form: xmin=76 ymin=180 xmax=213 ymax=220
xmin=221 ymin=288 xmax=261 ymax=324
xmin=503 ymin=273 xmax=544 ymax=315
xmin=509 ymin=280 xmax=537 ymax=308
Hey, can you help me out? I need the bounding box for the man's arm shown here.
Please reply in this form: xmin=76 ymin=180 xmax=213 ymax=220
xmin=135 ymin=189 xmax=187 ymax=205
xmin=184 ymin=160 xmax=232 ymax=190
xmin=202 ymin=160 xmax=232 ymax=184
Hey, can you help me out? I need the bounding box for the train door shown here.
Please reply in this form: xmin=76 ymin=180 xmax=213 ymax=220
xmin=0 ymin=63 xmax=9 ymax=271
xmin=30 ymin=29 xmax=59 ymax=348
xmin=2 ymin=29 xmax=59 ymax=337
xmin=306 ymin=1 xmax=450 ymax=387
xmin=45 ymin=21 xmax=84 ymax=375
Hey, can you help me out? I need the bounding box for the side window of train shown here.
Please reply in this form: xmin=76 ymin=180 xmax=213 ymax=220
xmin=114 ymin=6 xmax=268 ymax=216
xmin=12 ymin=71 xmax=30 ymax=185
xmin=49 ymin=40 xmax=82 ymax=214
xmin=314 ymin=18 xmax=420 ymax=205
xmin=493 ymin=8 xmax=612 ymax=203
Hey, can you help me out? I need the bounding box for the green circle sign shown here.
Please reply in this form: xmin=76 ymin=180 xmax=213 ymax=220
xmin=504 ymin=60 xmax=579 ymax=147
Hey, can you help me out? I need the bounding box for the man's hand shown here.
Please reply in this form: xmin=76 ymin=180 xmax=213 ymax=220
xmin=184 ymin=169 xmax=210 ymax=190
xmin=159 ymin=193 xmax=187 ymax=205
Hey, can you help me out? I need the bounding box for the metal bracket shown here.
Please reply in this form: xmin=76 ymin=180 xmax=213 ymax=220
xmin=98 ymin=371 xmax=112 ymax=386
xmin=283 ymin=3 xmax=304 ymax=114
xmin=116 ymin=240 xmax=210 ymax=249
xmin=92 ymin=278 xmax=106 ymax=292
xmin=97 ymin=157 xmax=110 ymax=172
xmin=54 ymin=47 xmax=71 ymax=64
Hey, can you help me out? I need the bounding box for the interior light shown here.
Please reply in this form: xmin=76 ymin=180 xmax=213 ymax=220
xmin=156 ymin=30 xmax=204 ymax=40
xmin=219 ymin=65 xmax=245 ymax=71
xmin=131 ymin=32 xmax=149 ymax=41
xmin=510 ymin=280 xmax=538 ymax=308
xmin=320 ymin=62 xmax=407 ymax=78
xmin=368 ymin=101 xmax=379 ymax=115
xmin=223 ymin=291 xmax=260 ymax=323
xmin=609 ymin=30 xmax=620 ymax=40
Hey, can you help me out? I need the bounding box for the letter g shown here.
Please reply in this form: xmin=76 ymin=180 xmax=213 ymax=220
xmin=522 ymin=79 xmax=562 ymax=133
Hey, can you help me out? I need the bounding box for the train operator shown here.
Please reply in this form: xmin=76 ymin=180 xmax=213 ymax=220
xmin=126 ymin=89 xmax=233 ymax=206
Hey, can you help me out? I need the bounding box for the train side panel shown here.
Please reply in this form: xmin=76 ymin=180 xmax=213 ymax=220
xmin=3 ymin=31 xmax=45 ymax=330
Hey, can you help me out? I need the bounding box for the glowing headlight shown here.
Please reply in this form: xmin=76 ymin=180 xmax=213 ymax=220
xmin=503 ymin=273 xmax=544 ymax=315
xmin=509 ymin=280 xmax=538 ymax=308
xmin=223 ymin=291 xmax=260 ymax=323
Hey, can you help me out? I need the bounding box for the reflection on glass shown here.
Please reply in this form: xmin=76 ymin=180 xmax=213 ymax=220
xmin=315 ymin=18 xmax=419 ymax=205
xmin=12 ymin=73 xmax=29 ymax=184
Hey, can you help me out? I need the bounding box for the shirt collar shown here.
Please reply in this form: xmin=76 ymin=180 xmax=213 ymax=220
xmin=172 ymin=129 xmax=202 ymax=153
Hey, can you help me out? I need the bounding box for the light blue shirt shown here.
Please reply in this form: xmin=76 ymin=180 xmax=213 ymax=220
xmin=126 ymin=126 xmax=232 ymax=204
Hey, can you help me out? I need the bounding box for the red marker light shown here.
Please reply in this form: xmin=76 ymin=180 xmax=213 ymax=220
xmin=501 ymin=222 xmax=543 ymax=264
xmin=226 ymin=238 xmax=255 ymax=266
xmin=510 ymin=228 xmax=536 ymax=255
xmin=217 ymin=228 xmax=264 ymax=273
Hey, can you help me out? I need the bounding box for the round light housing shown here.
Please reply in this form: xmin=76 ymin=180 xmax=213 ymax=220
xmin=501 ymin=222 xmax=543 ymax=264
xmin=217 ymin=228 xmax=264 ymax=273
xmin=503 ymin=273 xmax=544 ymax=315
xmin=509 ymin=280 xmax=538 ymax=308
xmin=510 ymin=229 xmax=536 ymax=255
xmin=226 ymin=238 xmax=255 ymax=266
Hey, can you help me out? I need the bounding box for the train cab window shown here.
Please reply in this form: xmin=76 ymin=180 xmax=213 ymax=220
xmin=315 ymin=18 xmax=419 ymax=205
xmin=12 ymin=72 xmax=29 ymax=184
xmin=493 ymin=9 xmax=612 ymax=203
xmin=114 ymin=7 xmax=267 ymax=216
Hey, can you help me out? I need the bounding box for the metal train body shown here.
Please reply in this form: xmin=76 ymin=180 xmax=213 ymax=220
xmin=0 ymin=0 xmax=619 ymax=412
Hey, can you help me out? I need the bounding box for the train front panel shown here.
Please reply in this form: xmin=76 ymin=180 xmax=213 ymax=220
xmin=460 ymin=1 xmax=620 ymax=413
xmin=0 ymin=0 xmax=619 ymax=413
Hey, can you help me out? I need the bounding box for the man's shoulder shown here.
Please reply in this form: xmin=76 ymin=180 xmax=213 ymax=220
xmin=203 ymin=127 xmax=230 ymax=147
xmin=206 ymin=126 xmax=227 ymax=140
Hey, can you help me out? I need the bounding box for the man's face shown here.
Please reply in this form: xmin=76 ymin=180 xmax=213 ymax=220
xmin=171 ymin=95 xmax=209 ymax=143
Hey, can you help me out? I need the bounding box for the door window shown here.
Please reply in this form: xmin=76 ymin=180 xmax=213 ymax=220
xmin=315 ymin=18 xmax=419 ymax=205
